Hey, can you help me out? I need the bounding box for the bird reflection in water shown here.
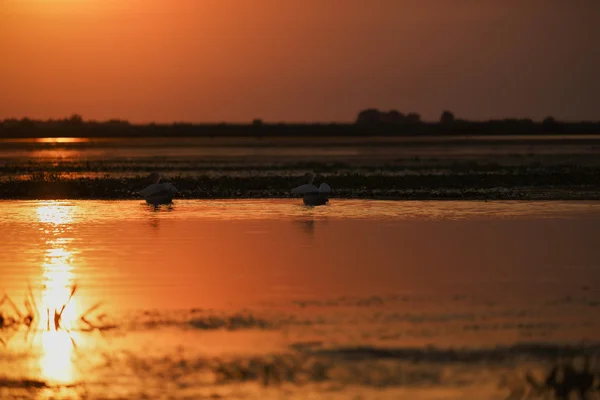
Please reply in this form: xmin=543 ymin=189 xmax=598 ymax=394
xmin=147 ymin=203 xmax=174 ymax=212
xmin=294 ymin=219 xmax=316 ymax=237
xmin=143 ymin=202 xmax=175 ymax=229
xmin=148 ymin=214 xmax=161 ymax=229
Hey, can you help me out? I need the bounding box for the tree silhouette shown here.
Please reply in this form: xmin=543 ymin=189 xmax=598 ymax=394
xmin=385 ymin=110 xmax=405 ymax=123
xmin=406 ymin=113 xmax=421 ymax=123
xmin=440 ymin=111 xmax=455 ymax=124
xmin=356 ymin=109 xmax=382 ymax=124
xmin=0 ymin=113 xmax=597 ymax=139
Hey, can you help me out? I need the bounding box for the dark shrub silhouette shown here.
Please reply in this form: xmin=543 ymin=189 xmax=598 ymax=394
xmin=440 ymin=111 xmax=455 ymax=124
xmin=356 ymin=109 xmax=422 ymax=124
xmin=356 ymin=109 xmax=382 ymax=124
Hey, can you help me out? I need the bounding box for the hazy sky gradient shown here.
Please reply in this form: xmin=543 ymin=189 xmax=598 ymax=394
xmin=1 ymin=0 xmax=599 ymax=123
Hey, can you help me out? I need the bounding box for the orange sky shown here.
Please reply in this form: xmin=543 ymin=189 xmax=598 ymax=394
xmin=1 ymin=0 xmax=599 ymax=123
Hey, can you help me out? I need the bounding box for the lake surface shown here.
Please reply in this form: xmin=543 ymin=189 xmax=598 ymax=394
xmin=3 ymin=135 xmax=600 ymax=161
xmin=1 ymin=199 xmax=599 ymax=399
xmin=4 ymin=136 xmax=600 ymax=200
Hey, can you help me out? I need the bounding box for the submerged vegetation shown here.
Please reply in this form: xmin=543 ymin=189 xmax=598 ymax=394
xmin=0 ymin=285 xmax=108 ymax=347
xmin=1 ymin=161 xmax=600 ymax=200
xmin=2 ymin=285 xmax=600 ymax=398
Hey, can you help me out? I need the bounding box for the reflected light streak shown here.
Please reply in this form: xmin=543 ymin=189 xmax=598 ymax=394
xmin=42 ymin=244 xmax=77 ymax=330
xmin=29 ymin=150 xmax=85 ymax=159
xmin=37 ymin=203 xmax=75 ymax=225
xmin=36 ymin=202 xmax=80 ymax=384
xmin=35 ymin=138 xmax=89 ymax=144
xmin=40 ymin=331 xmax=77 ymax=384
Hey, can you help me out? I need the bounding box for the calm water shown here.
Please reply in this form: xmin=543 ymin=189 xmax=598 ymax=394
xmin=1 ymin=199 xmax=599 ymax=399
xmin=4 ymin=136 xmax=600 ymax=194
xmin=2 ymin=135 xmax=600 ymax=161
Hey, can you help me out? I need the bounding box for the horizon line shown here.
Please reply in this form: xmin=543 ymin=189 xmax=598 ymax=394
xmin=2 ymin=115 xmax=600 ymax=125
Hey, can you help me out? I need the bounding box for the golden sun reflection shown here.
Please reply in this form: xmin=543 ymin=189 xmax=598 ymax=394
xmin=35 ymin=137 xmax=89 ymax=144
xmin=37 ymin=203 xmax=75 ymax=225
xmin=42 ymin=243 xmax=78 ymax=331
xmin=40 ymin=331 xmax=77 ymax=384
xmin=35 ymin=202 xmax=80 ymax=384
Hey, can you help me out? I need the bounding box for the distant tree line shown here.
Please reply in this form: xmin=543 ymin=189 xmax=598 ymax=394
xmin=0 ymin=112 xmax=599 ymax=138
xmin=354 ymin=108 xmax=599 ymax=135
xmin=356 ymin=108 xmax=560 ymax=126
xmin=356 ymin=109 xmax=422 ymax=124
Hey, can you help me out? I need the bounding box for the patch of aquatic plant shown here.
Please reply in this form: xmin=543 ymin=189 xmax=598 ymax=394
xmin=96 ymin=343 xmax=600 ymax=395
xmin=306 ymin=344 xmax=600 ymax=363
xmin=0 ymin=378 xmax=49 ymax=389
xmin=0 ymin=285 xmax=111 ymax=347
xmin=0 ymin=377 xmax=86 ymax=400
xmin=125 ymin=309 xmax=321 ymax=332
xmin=503 ymin=357 xmax=600 ymax=400
xmin=188 ymin=313 xmax=272 ymax=331
xmin=3 ymin=158 xmax=600 ymax=176
xmin=2 ymin=170 xmax=600 ymax=200
xmin=3 ymin=152 xmax=600 ymax=200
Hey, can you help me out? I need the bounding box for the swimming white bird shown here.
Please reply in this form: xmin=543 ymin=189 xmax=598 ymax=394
xmin=291 ymin=172 xmax=331 ymax=206
xmin=139 ymin=173 xmax=178 ymax=205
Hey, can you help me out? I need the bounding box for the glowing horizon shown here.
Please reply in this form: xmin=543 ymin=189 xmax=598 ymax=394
xmin=1 ymin=0 xmax=599 ymax=123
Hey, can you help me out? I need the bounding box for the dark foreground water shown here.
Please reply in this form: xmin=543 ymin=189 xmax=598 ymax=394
xmin=0 ymin=199 xmax=599 ymax=399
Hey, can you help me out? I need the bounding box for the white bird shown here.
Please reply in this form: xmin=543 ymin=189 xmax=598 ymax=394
xmin=291 ymin=172 xmax=331 ymax=206
xmin=139 ymin=173 xmax=178 ymax=205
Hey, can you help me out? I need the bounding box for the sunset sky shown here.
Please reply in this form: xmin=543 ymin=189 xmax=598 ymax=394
xmin=1 ymin=0 xmax=599 ymax=123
